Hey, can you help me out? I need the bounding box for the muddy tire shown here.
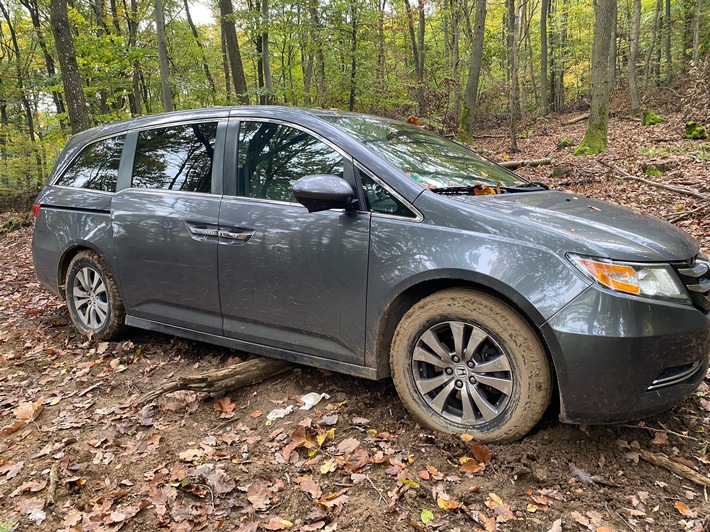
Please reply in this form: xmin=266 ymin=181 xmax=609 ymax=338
xmin=65 ymin=250 xmax=125 ymax=341
xmin=390 ymin=288 xmax=551 ymax=443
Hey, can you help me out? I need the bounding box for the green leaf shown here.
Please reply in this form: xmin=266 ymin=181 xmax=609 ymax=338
xmin=421 ymin=509 xmax=434 ymax=525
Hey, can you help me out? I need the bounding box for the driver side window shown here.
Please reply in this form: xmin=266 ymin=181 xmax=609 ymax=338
xmin=237 ymin=121 xmax=344 ymax=203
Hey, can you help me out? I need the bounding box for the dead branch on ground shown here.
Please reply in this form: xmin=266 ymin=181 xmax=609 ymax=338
xmin=136 ymin=357 xmax=292 ymax=405
xmin=499 ymin=157 xmax=552 ymax=169
xmin=639 ymin=449 xmax=710 ymax=489
xmin=562 ymin=114 xmax=589 ymax=126
xmin=600 ymin=161 xmax=710 ymax=202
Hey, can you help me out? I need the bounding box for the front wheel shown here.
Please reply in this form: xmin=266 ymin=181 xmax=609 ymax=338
xmin=390 ymin=288 xmax=551 ymax=443
xmin=65 ymin=250 xmax=125 ymax=341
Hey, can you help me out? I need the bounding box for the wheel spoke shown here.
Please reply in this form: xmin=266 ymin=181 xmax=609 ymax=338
xmin=464 ymin=329 xmax=488 ymax=362
xmin=469 ymin=383 xmax=500 ymax=422
xmin=474 ymin=354 xmax=511 ymax=373
xmin=96 ymin=300 xmax=109 ymax=314
xmin=77 ymin=268 xmax=91 ymax=292
xmin=415 ymin=372 xmax=454 ymax=395
xmin=450 ymin=321 xmax=465 ymax=359
xmin=413 ymin=346 xmax=452 ymax=369
xmin=419 ymin=329 xmax=451 ymax=360
xmin=460 ymin=384 xmax=477 ymax=424
xmin=429 ymin=379 xmax=457 ymax=414
xmin=473 ymin=373 xmax=512 ymax=395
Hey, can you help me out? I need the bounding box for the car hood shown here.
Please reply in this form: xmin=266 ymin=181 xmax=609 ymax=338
xmin=450 ymin=190 xmax=699 ymax=262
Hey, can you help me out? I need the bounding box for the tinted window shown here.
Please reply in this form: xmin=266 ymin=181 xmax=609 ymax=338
xmin=55 ymin=135 xmax=124 ymax=192
xmin=238 ymin=121 xmax=344 ymax=202
xmin=361 ymin=172 xmax=416 ymax=218
xmin=132 ymin=123 xmax=217 ymax=193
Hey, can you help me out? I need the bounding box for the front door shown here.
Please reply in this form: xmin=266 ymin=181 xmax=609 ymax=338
xmin=218 ymin=120 xmax=370 ymax=364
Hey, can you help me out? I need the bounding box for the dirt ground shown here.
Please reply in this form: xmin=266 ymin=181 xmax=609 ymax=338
xmin=1 ymin=112 xmax=709 ymax=532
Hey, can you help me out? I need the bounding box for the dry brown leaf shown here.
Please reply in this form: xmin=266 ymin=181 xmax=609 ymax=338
xmin=674 ymin=501 xmax=697 ymax=518
xmin=460 ymin=457 xmax=485 ymax=474
xmin=651 ymin=431 xmax=669 ymax=445
xmin=337 ymin=437 xmax=360 ymax=454
xmin=299 ymin=478 xmax=322 ymax=500
xmin=472 ymin=442 xmax=492 ymax=463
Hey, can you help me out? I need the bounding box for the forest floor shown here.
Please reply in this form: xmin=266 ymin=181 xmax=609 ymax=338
xmin=0 ymin=111 xmax=709 ymax=532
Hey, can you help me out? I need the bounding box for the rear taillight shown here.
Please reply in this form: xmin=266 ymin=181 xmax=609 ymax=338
xmin=32 ymin=204 xmax=41 ymax=217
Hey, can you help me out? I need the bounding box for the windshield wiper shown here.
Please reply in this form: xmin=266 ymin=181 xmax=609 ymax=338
xmin=431 ymin=181 xmax=549 ymax=195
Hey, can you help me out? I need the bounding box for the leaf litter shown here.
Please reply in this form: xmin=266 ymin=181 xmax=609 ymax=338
xmin=0 ymin=110 xmax=709 ymax=530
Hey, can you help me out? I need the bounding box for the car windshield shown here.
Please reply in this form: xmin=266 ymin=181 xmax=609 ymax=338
xmin=320 ymin=114 xmax=522 ymax=188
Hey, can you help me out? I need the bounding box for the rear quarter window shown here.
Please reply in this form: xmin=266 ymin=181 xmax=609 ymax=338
xmin=54 ymin=135 xmax=125 ymax=192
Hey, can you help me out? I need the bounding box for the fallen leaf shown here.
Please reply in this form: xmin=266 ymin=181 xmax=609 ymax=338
xmin=651 ymin=431 xmax=669 ymax=445
xmin=421 ymin=508 xmax=434 ymax=524
xmin=460 ymin=457 xmax=485 ymax=474
xmin=247 ymin=479 xmax=272 ymax=511
xmin=299 ymin=478 xmax=322 ymax=500
xmin=337 ymin=437 xmax=360 ymax=454
xmin=472 ymin=442 xmax=492 ymax=463
xmin=674 ymin=501 xmax=697 ymax=518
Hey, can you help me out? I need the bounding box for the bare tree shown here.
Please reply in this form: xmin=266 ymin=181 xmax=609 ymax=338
xmin=219 ymin=0 xmax=249 ymax=104
xmin=154 ymin=0 xmax=174 ymax=111
xmin=575 ymin=0 xmax=615 ymax=155
xmin=628 ymin=0 xmax=641 ymax=116
xmin=50 ymin=0 xmax=91 ymax=133
xmin=462 ymin=0 xmax=486 ymax=132
xmin=184 ymin=0 xmax=217 ymax=99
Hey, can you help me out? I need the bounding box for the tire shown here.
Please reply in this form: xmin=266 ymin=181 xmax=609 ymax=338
xmin=65 ymin=250 xmax=125 ymax=341
xmin=390 ymin=288 xmax=551 ymax=443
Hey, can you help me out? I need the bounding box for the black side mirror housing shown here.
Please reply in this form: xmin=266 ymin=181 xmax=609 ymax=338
xmin=292 ymin=174 xmax=357 ymax=213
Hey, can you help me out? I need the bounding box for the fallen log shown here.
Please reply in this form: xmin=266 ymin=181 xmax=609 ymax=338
xmin=562 ymin=114 xmax=589 ymax=126
xmin=639 ymin=449 xmax=710 ymax=489
xmin=599 ymin=161 xmax=710 ymax=202
xmin=136 ymin=357 xmax=292 ymax=405
xmin=499 ymin=157 xmax=552 ymax=169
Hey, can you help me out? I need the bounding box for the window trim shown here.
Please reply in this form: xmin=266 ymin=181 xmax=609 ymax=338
xmin=231 ymin=118 xmax=363 ymax=208
xmin=355 ymin=162 xmax=423 ymax=222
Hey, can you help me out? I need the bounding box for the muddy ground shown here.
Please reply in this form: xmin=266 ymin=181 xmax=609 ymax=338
xmin=0 ymin=112 xmax=709 ymax=531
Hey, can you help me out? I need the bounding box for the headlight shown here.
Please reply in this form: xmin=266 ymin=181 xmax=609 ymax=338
xmin=568 ymin=254 xmax=690 ymax=303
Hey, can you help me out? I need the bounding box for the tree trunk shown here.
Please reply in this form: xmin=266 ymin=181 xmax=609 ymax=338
xmin=19 ymin=0 xmax=66 ymax=122
xmin=348 ymin=0 xmax=358 ymax=111
xmin=664 ymin=0 xmax=672 ymax=82
xmin=308 ymin=0 xmax=326 ymax=106
xmin=628 ymin=0 xmax=641 ymax=116
xmin=50 ymin=0 xmax=92 ymax=133
xmin=261 ymin=0 xmax=274 ymax=103
xmin=575 ymin=0 xmax=615 ymax=155
xmin=449 ymin=0 xmax=460 ymax=124
xmin=644 ymin=0 xmax=661 ymax=84
xmin=377 ymin=0 xmax=387 ymax=80
xmin=154 ymin=0 xmax=174 ymax=111
xmin=184 ymin=0 xmax=217 ymax=99
xmin=540 ymin=0 xmax=549 ymax=115
xmin=125 ymin=0 xmax=143 ymax=116
xmin=219 ymin=0 xmax=249 ymax=104
xmin=463 ymin=0 xmax=486 ymax=132
xmin=508 ymin=0 xmax=520 ymax=153
xmin=692 ymin=0 xmax=701 ymax=63
xmin=607 ymin=0 xmax=617 ymax=89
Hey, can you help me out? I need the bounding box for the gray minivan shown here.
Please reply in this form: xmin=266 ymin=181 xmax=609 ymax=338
xmin=32 ymin=107 xmax=710 ymax=442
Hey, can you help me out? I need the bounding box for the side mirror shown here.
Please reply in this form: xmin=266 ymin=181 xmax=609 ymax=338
xmin=292 ymin=174 xmax=357 ymax=213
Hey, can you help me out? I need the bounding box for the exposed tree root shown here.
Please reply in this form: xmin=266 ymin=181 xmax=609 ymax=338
xmin=136 ymin=357 xmax=292 ymax=405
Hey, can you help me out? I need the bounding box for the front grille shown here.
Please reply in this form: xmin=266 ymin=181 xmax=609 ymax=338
xmin=647 ymin=361 xmax=703 ymax=391
xmin=673 ymin=257 xmax=710 ymax=312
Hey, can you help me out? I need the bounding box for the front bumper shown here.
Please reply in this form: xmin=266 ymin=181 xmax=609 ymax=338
xmin=542 ymin=286 xmax=710 ymax=424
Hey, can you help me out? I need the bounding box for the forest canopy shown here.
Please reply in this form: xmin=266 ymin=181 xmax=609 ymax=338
xmin=0 ymin=0 xmax=708 ymax=197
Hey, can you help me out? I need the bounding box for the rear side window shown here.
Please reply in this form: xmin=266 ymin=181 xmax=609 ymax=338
xmin=54 ymin=135 xmax=125 ymax=192
xmin=132 ymin=122 xmax=217 ymax=193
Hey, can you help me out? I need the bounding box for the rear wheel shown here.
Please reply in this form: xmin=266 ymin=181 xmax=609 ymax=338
xmin=390 ymin=288 xmax=551 ymax=443
xmin=65 ymin=250 xmax=125 ymax=340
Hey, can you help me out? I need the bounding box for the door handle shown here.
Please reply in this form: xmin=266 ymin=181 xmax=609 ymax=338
xmin=218 ymin=229 xmax=253 ymax=242
xmin=189 ymin=226 xmax=219 ymax=237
